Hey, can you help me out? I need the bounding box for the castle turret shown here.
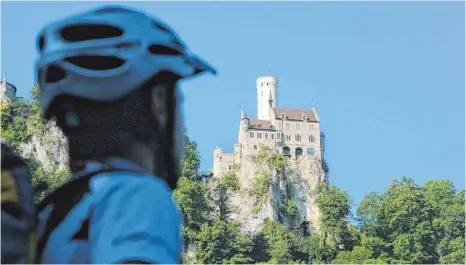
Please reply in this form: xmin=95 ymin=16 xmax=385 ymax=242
xmin=1 ymin=74 xmax=17 ymax=103
xmin=240 ymin=105 xmax=249 ymax=131
xmin=239 ymin=105 xmax=250 ymax=144
xmin=213 ymin=146 xmax=223 ymax=177
xmin=257 ymin=76 xmax=278 ymax=120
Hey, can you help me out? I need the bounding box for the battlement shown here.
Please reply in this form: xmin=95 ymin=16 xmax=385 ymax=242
xmin=256 ymin=76 xmax=278 ymax=87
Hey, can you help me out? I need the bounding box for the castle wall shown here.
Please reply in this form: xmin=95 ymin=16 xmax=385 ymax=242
xmin=276 ymin=119 xmax=322 ymax=159
xmin=213 ymin=148 xmax=236 ymax=177
xmin=242 ymin=129 xmax=277 ymax=155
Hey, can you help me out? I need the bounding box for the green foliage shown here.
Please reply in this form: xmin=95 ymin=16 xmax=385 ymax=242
xmin=174 ymin=176 xmax=210 ymax=241
xmin=1 ymin=100 xmax=33 ymax=151
xmin=248 ymin=171 xmax=272 ymax=213
xmin=285 ymin=200 xmax=298 ymax=216
xmin=252 ymin=143 xmax=289 ymax=171
xmin=220 ymin=171 xmax=240 ymax=192
xmin=262 ymin=219 xmax=297 ymax=263
xmin=332 ymin=246 xmax=375 ymax=264
xmin=353 ymin=177 xmax=465 ymax=264
xmin=195 ymin=219 xmax=254 ymax=264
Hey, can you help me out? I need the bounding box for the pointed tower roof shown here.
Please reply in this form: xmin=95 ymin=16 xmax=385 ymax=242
xmin=241 ymin=105 xmax=248 ymax=120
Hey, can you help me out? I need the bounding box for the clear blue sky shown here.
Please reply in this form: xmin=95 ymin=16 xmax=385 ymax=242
xmin=2 ymin=1 xmax=464 ymax=205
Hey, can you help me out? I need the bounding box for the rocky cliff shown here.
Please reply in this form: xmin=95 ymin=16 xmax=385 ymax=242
xmin=214 ymin=144 xmax=326 ymax=235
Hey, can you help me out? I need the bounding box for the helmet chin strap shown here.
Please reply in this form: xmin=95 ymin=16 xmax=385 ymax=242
xmin=146 ymin=78 xmax=182 ymax=190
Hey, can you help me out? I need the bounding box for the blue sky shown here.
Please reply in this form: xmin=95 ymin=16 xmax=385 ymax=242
xmin=1 ymin=1 xmax=464 ymax=205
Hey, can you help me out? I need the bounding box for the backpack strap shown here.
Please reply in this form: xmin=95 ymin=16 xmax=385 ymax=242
xmin=35 ymin=160 xmax=146 ymax=263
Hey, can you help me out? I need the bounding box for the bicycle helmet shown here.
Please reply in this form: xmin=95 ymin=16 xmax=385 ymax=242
xmin=35 ymin=5 xmax=216 ymax=119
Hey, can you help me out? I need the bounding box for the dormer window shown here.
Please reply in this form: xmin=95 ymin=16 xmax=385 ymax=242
xmin=302 ymin=113 xmax=307 ymax=121
xmin=257 ymin=124 xmax=262 ymax=129
xmin=281 ymin=113 xmax=286 ymax=120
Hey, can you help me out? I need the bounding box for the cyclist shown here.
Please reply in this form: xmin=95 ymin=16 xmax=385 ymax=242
xmin=34 ymin=5 xmax=216 ymax=264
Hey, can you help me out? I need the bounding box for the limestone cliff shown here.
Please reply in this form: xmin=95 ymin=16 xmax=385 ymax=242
xmin=19 ymin=120 xmax=69 ymax=172
xmin=215 ymin=144 xmax=326 ymax=235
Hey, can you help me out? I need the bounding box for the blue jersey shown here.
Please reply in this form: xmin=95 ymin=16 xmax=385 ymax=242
xmin=37 ymin=159 xmax=182 ymax=264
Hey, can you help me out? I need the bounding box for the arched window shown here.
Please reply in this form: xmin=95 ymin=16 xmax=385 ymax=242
xmin=286 ymin=135 xmax=291 ymax=141
xmin=307 ymin=148 xmax=315 ymax=156
xmin=283 ymin=146 xmax=291 ymax=157
xmin=295 ymin=148 xmax=303 ymax=159
xmin=254 ymin=145 xmax=257 ymax=150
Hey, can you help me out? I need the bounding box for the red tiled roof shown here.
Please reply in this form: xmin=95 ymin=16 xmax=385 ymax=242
xmin=272 ymin=108 xmax=318 ymax=122
xmin=248 ymin=119 xmax=276 ymax=131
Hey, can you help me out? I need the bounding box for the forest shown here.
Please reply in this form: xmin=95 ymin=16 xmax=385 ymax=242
xmin=1 ymin=86 xmax=465 ymax=264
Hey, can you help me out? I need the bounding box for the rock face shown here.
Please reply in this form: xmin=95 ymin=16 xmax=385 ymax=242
xmin=227 ymin=151 xmax=326 ymax=235
xmin=20 ymin=121 xmax=68 ymax=172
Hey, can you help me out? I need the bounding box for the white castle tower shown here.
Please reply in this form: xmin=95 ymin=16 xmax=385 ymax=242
xmin=256 ymin=76 xmax=278 ymax=120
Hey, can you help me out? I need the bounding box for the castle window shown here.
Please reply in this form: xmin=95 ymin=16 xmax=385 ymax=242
xmin=286 ymin=135 xmax=291 ymax=141
xmin=295 ymin=148 xmax=303 ymax=159
xmin=295 ymin=134 xmax=302 ymax=142
xmin=277 ymin=132 xmax=281 ymax=138
xmin=310 ymin=124 xmax=314 ymax=131
xmin=285 ymin=123 xmax=290 ymax=131
xmin=296 ymin=123 xmax=300 ymax=130
xmin=257 ymin=133 xmax=262 ymax=139
xmin=265 ymin=133 xmax=268 ymax=139
xmin=254 ymin=145 xmax=257 ymax=150
xmin=310 ymin=134 xmax=315 ymax=142
xmin=250 ymin=132 xmax=254 ymax=138
xmin=283 ymin=146 xmax=291 ymax=157
xmin=271 ymin=134 xmax=274 ymax=140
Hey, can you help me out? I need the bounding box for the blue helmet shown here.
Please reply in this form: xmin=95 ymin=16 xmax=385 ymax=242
xmin=35 ymin=5 xmax=216 ymax=118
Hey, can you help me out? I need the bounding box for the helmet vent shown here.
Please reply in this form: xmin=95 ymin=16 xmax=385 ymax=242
xmin=153 ymin=22 xmax=171 ymax=33
xmin=41 ymin=65 xmax=67 ymax=83
xmin=64 ymin=55 xmax=126 ymax=70
xmin=60 ymin=24 xmax=123 ymax=42
xmin=38 ymin=35 xmax=45 ymax=52
xmin=148 ymin=45 xmax=182 ymax=56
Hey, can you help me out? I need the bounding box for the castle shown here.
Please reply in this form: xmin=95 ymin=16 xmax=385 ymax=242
xmin=213 ymin=75 xmax=325 ymax=178
xmin=1 ymin=74 xmax=17 ymax=103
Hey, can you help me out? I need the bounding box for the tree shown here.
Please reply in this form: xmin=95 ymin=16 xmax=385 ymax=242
xmin=195 ymin=219 xmax=254 ymax=264
xmin=316 ymin=185 xmax=354 ymax=253
xmin=173 ymin=133 xmax=210 ymax=242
